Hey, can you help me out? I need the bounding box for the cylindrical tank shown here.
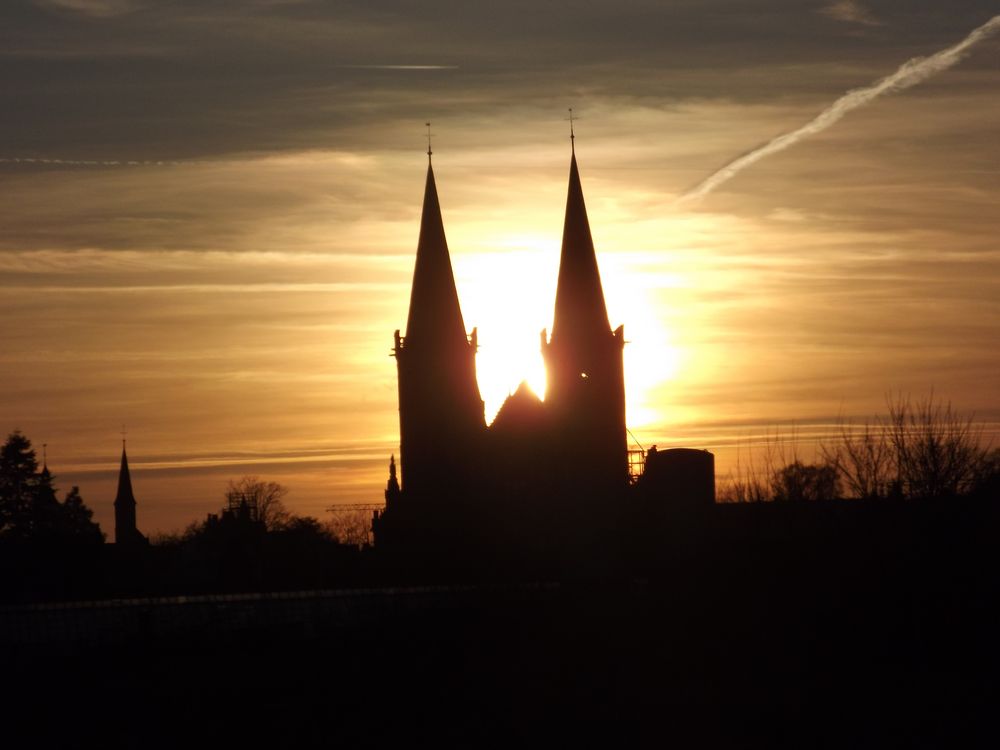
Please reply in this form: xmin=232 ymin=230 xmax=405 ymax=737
xmin=641 ymin=447 xmax=715 ymax=506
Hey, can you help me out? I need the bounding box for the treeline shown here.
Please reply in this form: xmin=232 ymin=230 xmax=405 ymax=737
xmin=721 ymin=392 xmax=1000 ymax=503
xmin=4 ymin=391 xmax=999 ymax=602
xmin=146 ymin=476 xmax=372 ymax=595
xmin=0 ymin=435 xmax=374 ymax=602
xmin=0 ymin=431 xmax=103 ymax=544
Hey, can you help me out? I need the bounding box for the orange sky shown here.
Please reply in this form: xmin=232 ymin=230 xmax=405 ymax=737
xmin=2 ymin=2 xmax=999 ymax=534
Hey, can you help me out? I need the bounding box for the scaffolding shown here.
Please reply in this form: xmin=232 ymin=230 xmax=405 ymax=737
xmin=226 ymin=492 xmax=260 ymax=523
xmin=627 ymin=428 xmax=646 ymax=484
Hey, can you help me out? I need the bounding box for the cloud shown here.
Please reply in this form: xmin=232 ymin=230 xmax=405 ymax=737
xmin=35 ymin=0 xmax=143 ymax=18
xmin=4 ymin=2 xmax=994 ymax=162
xmin=335 ymin=65 xmax=459 ymax=71
xmin=0 ymin=156 xmax=185 ymax=166
xmin=2 ymin=1 xmax=999 ymax=531
xmin=678 ymin=15 xmax=1000 ymax=203
xmin=820 ymin=1 xmax=881 ymax=26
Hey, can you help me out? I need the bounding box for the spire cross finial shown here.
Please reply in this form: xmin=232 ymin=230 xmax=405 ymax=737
xmin=121 ymin=424 xmax=127 ymax=448
xmin=566 ymin=108 xmax=579 ymax=153
xmin=425 ymin=122 xmax=433 ymax=162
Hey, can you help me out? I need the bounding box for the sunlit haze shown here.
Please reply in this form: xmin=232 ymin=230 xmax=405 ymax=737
xmin=2 ymin=2 xmax=999 ymax=534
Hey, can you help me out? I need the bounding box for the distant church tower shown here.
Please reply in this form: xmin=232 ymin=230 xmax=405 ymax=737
xmin=114 ymin=440 xmax=147 ymax=546
xmin=376 ymin=143 xmax=486 ymax=546
xmin=541 ymin=137 xmax=627 ymax=492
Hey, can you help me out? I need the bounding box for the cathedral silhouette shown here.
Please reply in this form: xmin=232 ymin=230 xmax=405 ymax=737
xmin=373 ymin=133 xmax=713 ymax=563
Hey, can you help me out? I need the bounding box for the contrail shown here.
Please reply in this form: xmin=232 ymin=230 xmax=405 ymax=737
xmin=336 ymin=64 xmax=458 ymax=70
xmin=0 ymin=156 xmax=186 ymax=167
xmin=678 ymin=15 xmax=1000 ymax=204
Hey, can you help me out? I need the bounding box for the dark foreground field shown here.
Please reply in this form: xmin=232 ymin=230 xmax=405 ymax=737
xmin=3 ymin=499 xmax=998 ymax=748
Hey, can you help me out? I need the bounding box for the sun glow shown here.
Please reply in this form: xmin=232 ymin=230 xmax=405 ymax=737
xmin=454 ymin=242 xmax=557 ymax=421
xmin=602 ymin=253 xmax=686 ymax=430
xmin=454 ymin=234 xmax=688 ymax=429
xmin=423 ymin=160 xmax=760 ymax=450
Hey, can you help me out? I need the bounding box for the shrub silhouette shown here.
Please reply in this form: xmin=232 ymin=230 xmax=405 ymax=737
xmin=823 ymin=391 xmax=991 ymax=500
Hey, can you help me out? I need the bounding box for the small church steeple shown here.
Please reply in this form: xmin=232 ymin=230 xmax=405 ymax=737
xmin=114 ymin=437 xmax=146 ymax=546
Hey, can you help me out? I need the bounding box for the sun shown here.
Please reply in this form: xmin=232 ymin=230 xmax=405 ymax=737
xmin=455 ymin=238 xmax=556 ymax=422
xmin=601 ymin=253 xmax=685 ymax=431
xmin=455 ymin=234 xmax=684 ymax=430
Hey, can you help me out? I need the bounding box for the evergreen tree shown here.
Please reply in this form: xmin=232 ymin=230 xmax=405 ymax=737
xmin=0 ymin=431 xmax=104 ymax=543
xmin=0 ymin=431 xmax=40 ymax=537
xmin=32 ymin=465 xmax=64 ymax=539
xmin=59 ymin=486 xmax=104 ymax=544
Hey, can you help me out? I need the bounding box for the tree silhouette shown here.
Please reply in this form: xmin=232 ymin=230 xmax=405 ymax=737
xmin=823 ymin=392 xmax=991 ymax=500
xmin=57 ymin=486 xmax=105 ymax=544
xmin=887 ymin=392 xmax=988 ymax=500
xmin=822 ymin=419 xmax=894 ymax=500
xmin=721 ymin=393 xmax=992 ymax=503
xmin=224 ymin=476 xmax=291 ymax=531
xmin=971 ymin=448 xmax=1000 ymax=498
xmin=772 ymin=461 xmax=840 ymax=503
xmin=0 ymin=431 xmax=38 ymax=536
xmin=0 ymin=431 xmax=103 ymax=542
xmin=326 ymin=507 xmax=375 ymax=547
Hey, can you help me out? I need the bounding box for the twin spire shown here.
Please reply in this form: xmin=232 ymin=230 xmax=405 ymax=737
xmin=405 ymin=121 xmax=611 ymax=352
xmin=550 ymin=149 xmax=611 ymax=344
xmin=404 ymin=157 xmax=469 ymax=349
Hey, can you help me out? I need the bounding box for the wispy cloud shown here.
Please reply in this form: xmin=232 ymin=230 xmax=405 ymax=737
xmin=679 ymin=15 xmax=1000 ymax=203
xmin=0 ymin=156 xmax=185 ymax=167
xmin=820 ymin=0 xmax=881 ymax=27
xmin=335 ymin=65 xmax=459 ymax=70
xmin=35 ymin=0 xmax=143 ymax=18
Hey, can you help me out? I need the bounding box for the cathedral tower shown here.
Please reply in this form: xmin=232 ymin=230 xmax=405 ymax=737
xmin=541 ymin=142 xmax=627 ymax=492
xmin=375 ymin=135 xmax=627 ymax=555
xmin=392 ymin=152 xmax=485 ymax=502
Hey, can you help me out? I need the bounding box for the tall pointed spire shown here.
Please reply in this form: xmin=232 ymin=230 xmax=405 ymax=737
xmin=542 ymin=136 xmax=627 ymax=491
xmin=551 ymin=145 xmax=611 ymax=345
xmin=115 ymin=440 xmax=136 ymax=510
xmin=114 ymin=439 xmax=145 ymax=545
xmin=404 ymin=157 xmax=469 ymax=350
xmin=390 ymin=140 xmax=485 ymax=505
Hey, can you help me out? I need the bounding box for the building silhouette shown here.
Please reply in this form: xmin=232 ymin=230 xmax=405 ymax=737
xmin=385 ymin=155 xmax=486 ymax=549
xmin=113 ymin=441 xmax=147 ymax=546
xmin=373 ymin=136 xmax=710 ymax=559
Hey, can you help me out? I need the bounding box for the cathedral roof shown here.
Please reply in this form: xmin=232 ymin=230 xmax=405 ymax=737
xmin=491 ymin=380 xmax=545 ymax=433
xmin=550 ymin=149 xmax=611 ymax=345
xmin=404 ymin=160 xmax=469 ymax=350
